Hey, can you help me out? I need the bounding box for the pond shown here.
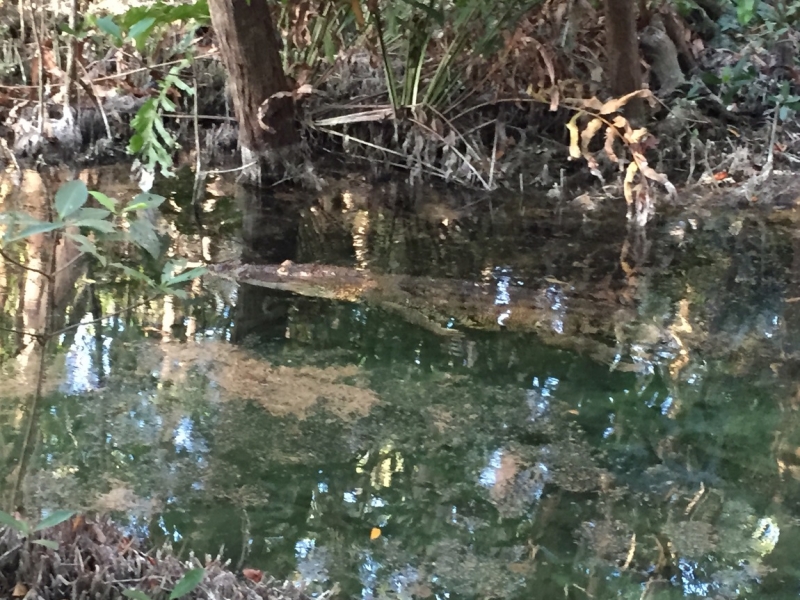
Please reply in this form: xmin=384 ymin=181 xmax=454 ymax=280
xmin=3 ymin=168 xmax=800 ymax=599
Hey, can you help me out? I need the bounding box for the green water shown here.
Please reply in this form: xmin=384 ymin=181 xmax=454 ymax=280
xmin=3 ymin=171 xmax=800 ymax=599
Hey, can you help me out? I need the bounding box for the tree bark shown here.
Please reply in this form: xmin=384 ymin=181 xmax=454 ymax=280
xmin=207 ymin=0 xmax=298 ymax=179
xmin=603 ymin=0 xmax=643 ymax=116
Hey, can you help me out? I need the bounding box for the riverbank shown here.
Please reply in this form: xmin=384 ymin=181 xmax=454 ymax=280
xmin=0 ymin=518 xmax=329 ymax=600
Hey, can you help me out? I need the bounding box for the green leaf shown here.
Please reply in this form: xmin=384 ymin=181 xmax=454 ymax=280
xmin=169 ymin=568 xmax=205 ymax=599
xmin=129 ymin=16 xmax=156 ymax=46
xmin=129 ymin=219 xmax=161 ymax=258
xmin=123 ymin=591 xmax=152 ymax=600
xmin=96 ymin=15 xmax=122 ymax=41
xmin=154 ymin=116 xmax=176 ymax=147
xmin=32 ymin=539 xmax=59 ymax=549
xmin=124 ymin=193 xmax=166 ymax=213
xmin=736 ymin=0 xmax=757 ymax=25
xmin=34 ymin=510 xmax=75 ymax=531
xmin=171 ymin=77 xmax=194 ymax=94
xmin=159 ymin=96 xmax=177 ymax=112
xmin=55 ymin=180 xmax=89 ymax=219
xmin=163 ymin=266 xmax=207 ymax=286
xmin=398 ymin=0 xmax=445 ymax=24
xmin=164 ymin=0 xmax=210 ymax=22
xmin=110 ymin=263 xmax=156 ymax=284
xmin=0 ymin=510 xmax=29 ymax=535
xmin=65 ymin=232 xmax=107 ymax=265
xmin=128 ymin=133 xmax=145 ymax=154
xmin=7 ymin=221 xmax=62 ymax=243
xmin=89 ymin=191 xmax=118 ymax=212
xmin=66 ymin=232 xmax=98 ymax=253
xmin=73 ymin=207 xmax=113 ymax=221
xmin=73 ymin=218 xmax=116 ymax=233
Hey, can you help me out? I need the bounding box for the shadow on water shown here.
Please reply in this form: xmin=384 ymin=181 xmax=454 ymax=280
xmin=4 ymin=167 xmax=800 ymax=598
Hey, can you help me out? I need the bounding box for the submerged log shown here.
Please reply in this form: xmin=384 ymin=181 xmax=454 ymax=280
xmin=209 ymin=260 xmax=638 ymax=365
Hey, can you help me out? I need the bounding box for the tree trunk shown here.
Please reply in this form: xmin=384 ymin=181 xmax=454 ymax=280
xmin=603 ymin=0 xmax=643 ymax=116
xmin=207 ymin=0 xmax=298 ymax=180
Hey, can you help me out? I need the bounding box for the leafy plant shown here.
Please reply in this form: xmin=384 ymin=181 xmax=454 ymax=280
xmin=1 ymin=179 xmax=206 ymax=295
xmin=0 ymin=509 xmax=75 ymax=549
xmin=128 ymin=62 xmax=196 ymax=179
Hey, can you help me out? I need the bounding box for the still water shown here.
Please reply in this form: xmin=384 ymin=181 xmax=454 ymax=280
xmin=3 ymin=168 xmax=800 ymax=599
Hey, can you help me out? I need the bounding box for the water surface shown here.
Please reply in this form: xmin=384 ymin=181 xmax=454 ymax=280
xmin=2 ymin=169 xmax=800 ymax=599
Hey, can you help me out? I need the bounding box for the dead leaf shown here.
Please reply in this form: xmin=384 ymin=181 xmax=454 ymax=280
xmin=580 ymin=118 xmax=604 ymax=167
xmin=243 ymin=568 xmax=263 ymax=583
xmin=12 ymin=583 xmax=27 ymax=597
xmin=567 ymin=112 xmax=582 ymax=159
xmin=370 ymin=527 xmax=382 ymax=540
xmin=599 ymin=89 xmax=655 ymax=115
xmin=624 ymin=161 xmax=639 ymax=207
xmin=604 ymin=127 xmax=619 ymax=163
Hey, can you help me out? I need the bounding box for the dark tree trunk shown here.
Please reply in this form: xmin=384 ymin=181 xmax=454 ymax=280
xmin=604 ymin=0 xmax=643 ymax=116
xmin=207 ymin=0 xmax=298 ymax=179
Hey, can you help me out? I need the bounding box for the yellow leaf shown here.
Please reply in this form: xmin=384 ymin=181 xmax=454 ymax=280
xmin=604 ymin=127 xmax=619 ymax=164
xmin=370 ymin=527 xmax=381 ymax=540
xmin=599 ymin=89 xmax=655 ymax=115
xmin=624 ymin=162 xmax=639 ymax=207
xmin=580 ymin=118 xmax=604 ymax=168
xmin=566 ymin=112 xmax=582 ymax=160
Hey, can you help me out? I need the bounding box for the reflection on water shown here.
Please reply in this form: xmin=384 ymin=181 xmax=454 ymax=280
xmin=4 ymin=168 xmax=800 ymax=598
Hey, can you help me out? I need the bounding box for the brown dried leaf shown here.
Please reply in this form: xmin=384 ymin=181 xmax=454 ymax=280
xmin=626 ymin=127 xmax=649 ymax=144
xmin=599 ymin=89 xmax=655 ymax=115
xmin=567 ymin=112 xmax=582 ymax=160
xmin=243 ymin=569 xmax=263 ymax=583
xmin=632 ymin=151 xmax=677 ymax=197
xmin=12 ymin=583 xmax=27 ymax=598
xmin=579 ymin=96 xmax=604 ymax=112
xmin=550 ymin=86 xmax=560 ymax=112
xmin=624 ymin=161 xmax=639 ymax=206
xmin=580 ymin=118 xmax=604 ymax=162
xmin=604 ymin=127 xmax=619 ymax=163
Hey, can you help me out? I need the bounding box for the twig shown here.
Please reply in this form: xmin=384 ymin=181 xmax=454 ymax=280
xmin=166 ymin=114 xmax=236 ymax=122
xmin=0 ymin=248 xmax=52 ymax=278
xmin=191 ymin=69 xmax=204 ymax=207
xmin=315 ymin=127 xmax=449 ymax=179
xmin=51 ymin=295 xmax=159 ymax=338
xmin=621 ymin=533 xmax=636 ymax=570
xmin=409 ymin=118 xmax=489 ymax=188
xmin=202 ymin=160 xmax=258 ymax=176
xmin=27 ymin=0 xmax=45 ymax=134
xmin=0 ymin=325 xmax=39 ymax=339
xmin=488 ymin=117 xmax=499 ymax=191
xmin=685 ymin=481 xmax=706 ymax=515
xmin=63 ymin=0 xmax=78 ymax=114
xmin=52 ymin=251 xmax=84 ymax=277
xmin=0 ymin=53 xmax=218 ymax=90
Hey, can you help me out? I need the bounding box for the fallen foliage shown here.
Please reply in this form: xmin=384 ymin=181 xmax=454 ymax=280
xmin=0 ymin=517 xmax=330 ymax=600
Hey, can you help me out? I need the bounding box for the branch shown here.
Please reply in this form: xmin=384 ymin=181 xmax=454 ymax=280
xmin=50 ymin=295 xmax=160 ymax=338
xmin=0 ymin=248 xmax=52 ymax=279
